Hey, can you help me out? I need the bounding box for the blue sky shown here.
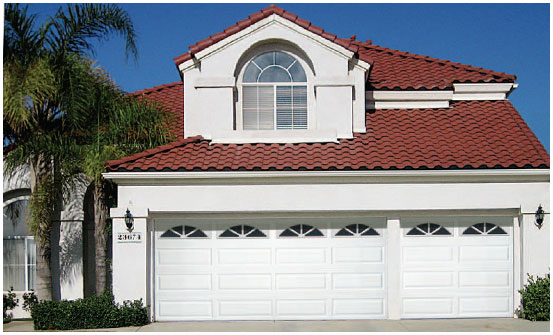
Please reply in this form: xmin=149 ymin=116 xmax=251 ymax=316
xmin=24 ymin=3 xmax=550 ymax=151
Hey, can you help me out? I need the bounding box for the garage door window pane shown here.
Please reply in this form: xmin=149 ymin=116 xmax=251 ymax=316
xmin=335 ymin=224 xmax=379 ymax=237
xmin=219 ymin=225 xmax=266 ymax=238
xmin=161 ymin=225 xmax=207 ymax=238
xmin=279 ymin=224 xmax=324 ymax=238
xmin=463 ymin=223 xmax=507 ymax=235
xmin=407 ymin=223 xmax=451 ymax=236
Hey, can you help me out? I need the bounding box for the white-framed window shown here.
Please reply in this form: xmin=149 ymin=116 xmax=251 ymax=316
xmin=242 ymin=51 xmax=307 ymax=130
xmin=3 ymin=196 xmax=36 ymax=291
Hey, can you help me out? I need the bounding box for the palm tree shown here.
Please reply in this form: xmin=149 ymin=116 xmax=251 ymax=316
xmin=3 ymin=3 xmax=137 ymax=301
xmin=80 ymin=69 xmax=173 ymax=294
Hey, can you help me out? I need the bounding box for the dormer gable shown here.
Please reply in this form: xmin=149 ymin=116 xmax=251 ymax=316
xmin=175 ymin=6 xmax=370 ymax=143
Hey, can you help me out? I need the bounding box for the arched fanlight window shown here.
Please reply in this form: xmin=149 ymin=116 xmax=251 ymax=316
xmin=242 ymin=51 xmax=307 ymax=130
xmin=160 ymin=225 xmax=207 ymax=238
xmin=406 ymin=223 xmax=451 ymax=236
xmin=335 ymin=224 xmax=379 ymax=237
xmin=219 ymin=225 xmax=266 ymax=238
xmin=280 ymin=224 xmax=324 ymax=237
xmin=463 ymin=223 xmax=507 ymax=235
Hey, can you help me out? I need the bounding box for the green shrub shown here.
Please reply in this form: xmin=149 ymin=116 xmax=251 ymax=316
xmin=22 ymin=290 xmax=38 ymax=312
xmin=519 ymin=273 xmax=550 ymax=321
xmin=3 ymin=287 xmax=18 ymax=319
xmin=30 ymin=289 xmax=148 ymax=330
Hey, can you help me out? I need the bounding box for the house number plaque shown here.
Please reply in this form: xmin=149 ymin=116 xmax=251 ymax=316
xmin=117 ymin=232 xmax=142 ymax=243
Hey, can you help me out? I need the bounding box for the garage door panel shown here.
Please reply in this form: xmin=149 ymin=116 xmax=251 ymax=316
xmin=333 ymin=299 xmax=385 ymax=317
xmin=276 ymin=274 xmax=327 ymax=289
xmin=158 ymin=301 xmax=213 ymax=318
xmin=333 ymin=247 xmax=384 ymax=263
xmin=158 ymin=274 xmax=212 ymax=290
xmin=217 ymin=248 xmax=271 ymax=264
xmin=458 ymin=271 xmax=510 ymax=288
xmin=459 ymin=245 xmax=510 ymax=261
xmin=459 ymin=297 xmax=511 ymax=314
xmin=218 ymin=300 xmax=273 ymax=317
xmin=158 ymin=249 xmax=211 ymax=265
xmin=277 ymin=299 xmax=327 ymax=317
xmin=403 ymin=246 xmax=454 ymax=262
xmin=218 ymin=274 xmax=272 ymax=290
xmin=402 ymin=298 xmax=454 ymax=316
xmin=276 ymin=248 xmax=327 ymax=264
xmin=403 ymin=271 xmax=454 ymax=288
xmin=332 ymin=273 xmax=383 ymax=289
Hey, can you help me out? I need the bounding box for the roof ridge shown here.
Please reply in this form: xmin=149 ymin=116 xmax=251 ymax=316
xmin=355 ymin=40 xmax=516 ymax=81
xmin=105 ymin=135 xmax=204 ymax=170
xmin=173 ymin=4 xmax=360 ymax=67
xmin=129 ymin=81 xmax=183 ymax=96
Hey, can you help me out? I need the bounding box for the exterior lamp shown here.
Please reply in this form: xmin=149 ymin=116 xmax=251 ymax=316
xmin=535 ymin=205 xmax=545 ymax=229
xmin=125 ymin=209 xmax=134 ymax=232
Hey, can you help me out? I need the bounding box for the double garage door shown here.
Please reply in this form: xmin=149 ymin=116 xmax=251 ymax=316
xmin=154 ymin=216 xmax=513 ymax=321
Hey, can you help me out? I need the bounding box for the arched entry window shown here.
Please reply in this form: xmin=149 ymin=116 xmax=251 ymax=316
xmin=242 ymin=51 xmax=307 ymax=130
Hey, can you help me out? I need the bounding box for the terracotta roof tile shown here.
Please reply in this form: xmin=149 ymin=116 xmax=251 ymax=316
xmin=173 ymin=5 xmax=514 ymax=89
xmin=128 ymin=81 xmax=184 ymax=138
xmin=105 ymin=100 xmax=549 ymax=172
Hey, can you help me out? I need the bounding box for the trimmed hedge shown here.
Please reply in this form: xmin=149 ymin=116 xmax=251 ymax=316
xmin=30 ymin=290 xmax=148 ymax=330
xmin=519 ymin=273 xmax=550 ymax=321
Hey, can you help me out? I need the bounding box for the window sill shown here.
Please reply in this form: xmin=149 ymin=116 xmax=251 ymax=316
xmin=210 ymin=129 xmax=340 ymax=144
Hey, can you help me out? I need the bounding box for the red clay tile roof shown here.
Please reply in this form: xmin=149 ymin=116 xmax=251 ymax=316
xmin=173 ymin=5 xmax=515 ymax=90
xmin=105 ymin=100 xmax=549 ymax=172
xmin=355 ymin=41 xmax=516 ymax=90
xmin=128 ymin=81 xmax=184 ymax=138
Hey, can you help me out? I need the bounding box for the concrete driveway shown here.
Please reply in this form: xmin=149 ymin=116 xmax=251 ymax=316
xmin=3 ymin=318 xmax=550 ymax=332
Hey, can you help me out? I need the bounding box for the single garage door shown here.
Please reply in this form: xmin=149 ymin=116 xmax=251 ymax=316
xmin=154 ymin=216 xmax=387 ymax=321
xmin=400 ymin=216 xmax=513 ymax=318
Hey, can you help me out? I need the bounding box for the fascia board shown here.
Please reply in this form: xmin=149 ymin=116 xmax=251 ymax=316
xmin=367 ymin=101 xmax=450 ymax=109
xmin=451 ymin=93 xmax=507 ymax=101
xmin=179 ymin=14 xmax=356 ymax=73
xmin=103 ymin=169 xmax=550 ymax=185
xmin=366 ymin=91 xmax=453 ymax=101
xmin=453 ymin=83 xmax=514 ymax=93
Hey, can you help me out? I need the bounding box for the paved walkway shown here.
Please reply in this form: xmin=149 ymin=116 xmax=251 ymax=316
xmin=3 ymin=318 xmax=550 ymax=332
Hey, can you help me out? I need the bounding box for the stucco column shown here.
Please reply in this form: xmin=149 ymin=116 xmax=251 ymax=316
xmin=111 ymin=207 xmax=149 ymax=305
xmin=521 ymin=211 xmax=550 ymax=282
xmin=387 ymin=217 xmax=401 ymax=319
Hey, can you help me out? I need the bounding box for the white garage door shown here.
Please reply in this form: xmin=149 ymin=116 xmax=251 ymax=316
xmin=154 ymin=217 xmax=387 ymax=321
xmin=400 ymin=216 xmax=513 ymax=318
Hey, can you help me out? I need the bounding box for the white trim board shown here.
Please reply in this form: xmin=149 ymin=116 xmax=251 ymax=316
xmin=366 ymin=83 xmax=517 ymax=109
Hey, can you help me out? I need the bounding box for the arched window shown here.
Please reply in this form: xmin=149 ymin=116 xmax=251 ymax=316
xmin=406 ymin=223 xmax=451 ymax=236
xmin=242 ymin=51 xmax=307 ymax=130
xmin=335 ymin=224 xmax=379 ymax=237
xmin=463 ymin=223 xmax=507 ymax=235
xmin=3 ymin=195 xmax=35 ymax=291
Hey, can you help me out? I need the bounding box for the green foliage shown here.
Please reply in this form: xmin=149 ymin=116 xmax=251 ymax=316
xmin=30 ymin=289 xmax=148 ymax=330
xmin=22 ymin=290 xmax=38 ymax=312
xmin=3 ymin=288 xmax=18 ymax=319
xmin=519 ymin=273 xmax=550 ymax=321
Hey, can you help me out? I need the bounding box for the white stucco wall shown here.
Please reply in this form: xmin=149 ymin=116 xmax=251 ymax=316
xmin=181 ymin=15 xmax=368 ymax=142
xmin=109 ymin=171 xmax=549 ymax=318
xmin=3 ymin=166 xmax=87 ymax=317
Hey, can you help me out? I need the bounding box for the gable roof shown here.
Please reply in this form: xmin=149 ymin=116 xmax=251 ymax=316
xmin=172 ymin=4 xmax=516 ymax=90
xmin=128 ymin=81 xmax=184 ymax=138
xmin=105 ymin=100 xmax=549 ymax=172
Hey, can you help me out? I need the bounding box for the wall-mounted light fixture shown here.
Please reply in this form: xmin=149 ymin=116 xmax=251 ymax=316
xmin=125 ymin=208 xmax=134 ymax=232
xmin=535 ymin=204 xmax=545 ymax=229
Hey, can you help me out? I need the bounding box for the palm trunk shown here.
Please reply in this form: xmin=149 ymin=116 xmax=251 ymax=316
xmin=94 ymin=180 xmax=108 ymax=295
xmin=30 ymin=156 xmax=53 ymax=301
